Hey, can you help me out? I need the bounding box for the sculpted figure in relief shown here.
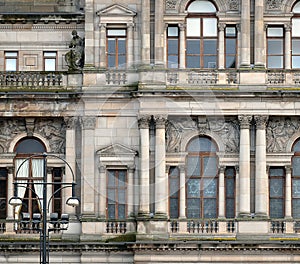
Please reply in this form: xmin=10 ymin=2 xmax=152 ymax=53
xmin=65 ymin=30 xmax=85 ymax=71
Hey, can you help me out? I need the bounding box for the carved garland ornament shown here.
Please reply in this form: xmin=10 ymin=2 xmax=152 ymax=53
xmin=166 ymin=117 xmax=240 ymax=153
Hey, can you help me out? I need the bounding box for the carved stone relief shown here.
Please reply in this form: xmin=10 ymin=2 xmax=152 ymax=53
xmin=267 ymin=117 xmax=300 ymax=152
xmin=166 ymin=117 xmax=240 ymax=153
xmin=266 ymin=0 xmax=282 ymax=10
xmin=166 ymin=0 xmax=177 ymax=10
xmin=228 ymin=0 xmax=240 ymax=11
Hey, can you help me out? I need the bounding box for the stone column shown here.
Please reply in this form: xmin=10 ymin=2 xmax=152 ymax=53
xmin=138 ymin=115 xmax=151 ymax=216
xmin=155 ymin=0 xmax=164 ymax=65
xmin=238 ymin=115 xmax=252 ymax=217
xmin=64 ymin=117 xmax=77 ymax=215
xmin=254 ymin=115 xmax=268 ymax=217
xmin=81 ymin=117 xmax=96 ymax=217
xmin=141 ymin=0 xmax=151 ymax=64
xmin=218 ymin=23 xmax=225 ymax=69
xmin=254 ymin=0 xmax=265 ymax=68
xmin=179 ymin=23 xmax=186 ymax=69
xmin=218 ymin=166 xmax=225 ymax=218
xmin=240 ymin=0 xmax=251 ymax=67
xmin=98 ymin=165 xmax=106 ymax=218
xmin=127 ymin=23 xmax=134 ymax=68
xmin=285 ymin=23 xmax=292 ymax=70
xmin=7 ymin=167 xmax=14 ymax=220
xmin=84 ymin=0 xmax=95 ymax=68
xmin=99 ymin=24 xmax=106 ymax=68
xmin=154 ymin=115 xmax=167 ymax=218
xmin=179 ymin=165 xmax=186 ymax=219
xmin=285 ymin=165 xmax=292 ymax=219
xmin=127 ymin=166 xmax=135 ymax=218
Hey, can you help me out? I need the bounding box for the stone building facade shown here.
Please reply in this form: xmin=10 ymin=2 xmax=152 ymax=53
xmin=1 ymin=0 xmax=300 ymax=263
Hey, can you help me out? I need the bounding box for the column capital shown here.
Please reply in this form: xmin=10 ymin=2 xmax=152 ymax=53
xmin=179 ymin=164 xmax=186 ymax=172
xmin=138 ymin=115 xmax=151 ymax=129
xmin=218 ymin=22 xmax=226 ymax=31
xmin=179 ymin=23 xmax=186 ymax=31
xmin=127 ymin=22 xmax=135 ymax=29
xmin=254 ymin=115 xmax=269 ymax=130
xmin=98 ymin=165 xmax=106 ymax=173
xmin=154 ymin=115 xmax=168 ymax=129
xmin=235 ymin=165 xmax=239 ymax=174
xmin=81 ymin=116 xmax=96 ymax=130
xmin=128 ymin=165 xmax=135 ymax=173
xmin=285 ymin=165 xmax=292 ymax=173
xmin=284 ymin=23 xmax=292 ymax=32
xmin=99 ymin=23 xmax=106 ymax=30
xmin=64 ymin=116 xmax=78 ymax=129
xmin=219 ymin=165 xmax=226 ymax=174
xmin=238 ymin=115 xmax=252 ymax=129
xmin=7 ymin=166 xmax=13 ymax=174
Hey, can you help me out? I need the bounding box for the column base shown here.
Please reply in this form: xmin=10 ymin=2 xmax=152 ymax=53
xmin=137 ymin=211 xmax=150 ymax=220
xmin=254 ymin=213 xmax=268 ymax=219
xmin=238 ymin=212 xmax=251 ymax=219
xmin=154 ymin=212 xmax=167 ymax=220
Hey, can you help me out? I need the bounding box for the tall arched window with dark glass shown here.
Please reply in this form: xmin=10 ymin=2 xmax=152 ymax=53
xmin=292 ymin=139 xmax=300 ymax=218
xmin=185 ymin=0 xmax=218 ymax=69
xmin=186 ymin=136 xmax=218 ymax=218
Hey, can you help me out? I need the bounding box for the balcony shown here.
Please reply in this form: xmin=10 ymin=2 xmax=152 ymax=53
xmin=0 ymin=71 xmax=82 ymax=91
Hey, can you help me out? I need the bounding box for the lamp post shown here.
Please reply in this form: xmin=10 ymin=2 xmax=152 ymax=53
xmin=9 ymin=152 xmax=80 ymax=264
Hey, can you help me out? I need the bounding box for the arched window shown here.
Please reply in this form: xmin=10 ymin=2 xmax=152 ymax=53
xmin=186 ymin=0 xmax=218 ymax=69
xmin=186 ymin=136 xmax=218 ymax=218
xmin=292 ymin=139 xmax=300 ymax=218
xmin=292 ymin=2 xmax=300 ymax=68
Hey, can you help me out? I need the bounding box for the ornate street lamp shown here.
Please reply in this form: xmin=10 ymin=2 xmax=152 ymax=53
xmin=9 ymin=152 xmax=80 ymax=264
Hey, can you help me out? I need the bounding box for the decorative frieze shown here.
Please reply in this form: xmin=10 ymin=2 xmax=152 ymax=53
xmin=266 ymin=0 xmax=282 ymax=10
xmin=166 ymin=117 xmax=240 ymax=153
xmin=166 ymin=0 xmax=177 ymax=10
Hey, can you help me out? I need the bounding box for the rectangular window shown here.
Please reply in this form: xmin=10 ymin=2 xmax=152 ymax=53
xmin=225 ymin=167 xmax=235 ymax=218
xmin=267 ymin=27 xmax=284 ymax=69
xmin=0 ymin=168 xmax=7 ymax=220
xmin=52 ymin=168 xmax=62 ymax=218
xmin=269 ymin=167 xmax=285 ymax=218
xmin=107 ymin=170 xmax=127 ymax=220
xmin=107 ymin=29 xmax=127 ymax=69
xmin=225 ymin=26 xmax=237 ymax=68
xmin=44 ymin=52 xmax=57 ymax=71
xmin=169 ymin=167 xmax=179 ymax=218
xmin=292 ymin=18 xmax=300 ymax=68
xmin=5 ymin=51 xmax=18 ymax=71
xmin=167 ymin=26 xmax=179 ymax=68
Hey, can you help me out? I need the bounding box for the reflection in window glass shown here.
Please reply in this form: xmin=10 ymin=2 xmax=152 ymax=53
xmin=5 ymin=52 xmax=18 ymax=71
xmin=267 ymin=28 xmax=284 ymax=69
xmin=225 ymin=27 xmax=237 ymax=68
xmin=169 ymin=167 xmax=179 ymax=218
xmin=187 ymin=18 xmax=201 ymax=37
xmin=187 ymin=0 xmax=216 ymax=13
xmin=293 ymin=139 xmax=300 ymax=218
xmin=203 ymin=18 xmax=217 ymax=36
xmin=269 ymin=167 xmax=285 ymax=218
xmin=225 ymin=167 xmax=235 ymax=218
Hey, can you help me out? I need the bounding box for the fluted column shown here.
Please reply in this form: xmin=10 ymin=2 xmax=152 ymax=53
xmin=81 ymin=117 xmax=96 ymax=217
xmin=285 ymin=165 xmax=292 ymax=219
xmin=254 ymin=115 xmax=269 ymax=217
xmin=218 ymin=166 xmax=225 ymax=218
xmin=238 ymin=115 xmax=252 ymax=217
xmin=64 ymin=117 xmax=77 ymax=215
xmin=254 ymin=0 xmax=265 ymax=67
xmin=285 ymin=23 xmax=292 ymax=70
xmin=98 ymin=165 xmax=106 ymax=218
xmin=179 ymin=23 xmax=186 ymax=69
xmin=99 ymin=24 xmax=106 ymax=68
xmin=179 ymin=165 xmax=186 ymax=219
xmin=127 ymin=166 xmax=135 ymax=218
xmin=154 ymin=115 xmax=167 ymax=218
xmin=240 ymin=0 xmax=251 ymax=67
xmin=141 ymin=0 xmax=151 ymax=64
xmin=138 ymin=115 xmax=151 ymax=216
xmin=218 ymin=23 xmax=225 ymax=69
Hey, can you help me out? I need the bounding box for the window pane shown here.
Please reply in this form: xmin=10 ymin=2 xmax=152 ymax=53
xmin=203 ymin=18 xmax=217 ymax=36
xmin=168 ymin=56 xmax=179 ymax=68
xmin=226 ymin=39 xmax=236 ymax=54
xmin=226 ymin=57 xmax=236 ymax=68
xmin=107 ymin=39 xmax=116 ymax=53
xmin=204 ymin=56 xmax=217 ymax=68
xmin=108 ymin=204 xmax=115 ymax=219
xmin=293 ymin=199 xmax=300 ymax=218
xmin=118 ymin=39 xmax=126 ymax=54
xmin=204 ymin=40 xmax=217 ymax=54
xmin=187 ymin=179 xmax=200 ymax=198
xmin=293 ymin=157 xmax=300 ymax=176
xmin=108 ymin=190 xmax=115 ymax=202
xmin=292 ymin=19 xmax=300 ymax=37
xmin=203 ymin=157 xmax=217 ymax=176
xmin=187 ymin=157 xmax=200 ymax=176
xmin=44 ymin=52 xmax=56 ymax=57
xmin=186 ymin=40 xmax=200 ymax=54
xmin=203 ymin=198 xmax=217 ymax=218
xmin=226 ymin=198 xmax=235 ymax=218
xmin=170 ymin=198 xmax=179 ymax=218
xmin=268 ymin=28 xmax=283 ymax=37
xmin=187 ymin=56 xmax=200 ymax=68
xmin=45 ymin=58 xmax=56 ymax=71
xmin=6 ymin=59 xmax=17 ymax=71
xmin=226 ymin=27 xmax=236 ymax=37
xmin=187 ymin=18 xmax=201 ymax=37
xmin=270 ymin=178 xmax=283 ymax=197
xmin=293 ymin=179 xmax=300 ymax=198
xmin=187 ymin=1 xmax=216 ymax=12
xmin=108 ymin=55 xmax=116 ymax=68
xmin=168 ymin=39 xmax=179 ymax=54
xmin=187 ymin=137 xmax=217 ymax=152
xmin=107 ymin=29 xmax=126 ymax=36
xmin=118 ymin=55 xmax=126 ymax=68
xmin=292 ymin=56 xmax=300 ymax=68
xmin=187 ymin=198 xmax=200 ymax=218
xmin=292 ymin=40 xmax=300 ymax=54
xmin=170 ymin=178 xmax=179 ymax=197
xmin=269 ymin=168 xmax=284 ymax=177
xmin=203 ymin=178 xmax=217 ymax=197
xmin=268 ymin=40 xmax=283 ymax=55
xmin=168 ymin=27 xmax=179 ymax=37
xmin=118 ymin=204 xmax=126 ymax=219
xmin=226 ymin=178 xmax=235 ymax=197
xmin=268 ymin=56 xmax=283 ymax=68
xmin=270 ymin=199 xmax=284 ymax=218
xmin=293 ymin=140 xmax=300 ymax=152
xmin=118 ymin=190 xmax=126 ymax=203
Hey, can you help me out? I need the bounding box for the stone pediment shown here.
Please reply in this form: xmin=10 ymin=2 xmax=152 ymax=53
xmin=96 ymin=143 xmax=137 ymax=157
xmin=96 ymin=4 xmax=136 ymax=17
